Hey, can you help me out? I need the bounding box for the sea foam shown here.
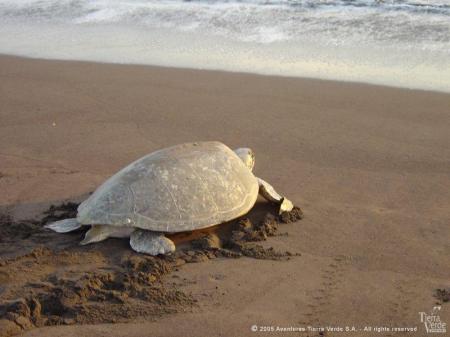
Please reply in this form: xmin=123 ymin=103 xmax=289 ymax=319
xmin=0 ymin=0 xmax=449 ymax=92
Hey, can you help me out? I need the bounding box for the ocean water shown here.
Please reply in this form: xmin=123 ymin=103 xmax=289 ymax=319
xmin=0 ymin=0 xmax=449 ymax=92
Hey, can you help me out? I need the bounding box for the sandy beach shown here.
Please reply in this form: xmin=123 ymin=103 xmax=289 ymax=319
xmin=0 ymin=55 xmax=449 ymax=337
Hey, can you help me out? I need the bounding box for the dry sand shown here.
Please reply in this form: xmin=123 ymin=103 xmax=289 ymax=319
xmin=0 ymin=55 xmax=449 ymax=337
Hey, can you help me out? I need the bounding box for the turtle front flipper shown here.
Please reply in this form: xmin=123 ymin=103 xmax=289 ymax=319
xmin=130 ymin=229 xmax=175 ymax=256
xmin=45 ymin=218 xmax=82 ymax=233
xmin=257 ymin=177 xmax=294 ymax=214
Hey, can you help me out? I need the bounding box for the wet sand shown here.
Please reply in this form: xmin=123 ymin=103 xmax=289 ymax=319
xmin=0 ymin=55 xmax=449 ymax=337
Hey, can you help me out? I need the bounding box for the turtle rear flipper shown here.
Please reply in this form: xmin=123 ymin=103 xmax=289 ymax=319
xmin=80 ymin=225 xmax=134 ymax=245
xmin=130 ymin=229 xmax=175 ymax=256
xmin=45 ymin=218 xmax=82 ymax=233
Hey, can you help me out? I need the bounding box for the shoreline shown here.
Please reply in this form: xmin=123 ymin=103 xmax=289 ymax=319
xmin=1 ymin=0 xmax=450 ymax=94
xmin=1 ymin=53 xmax=449 ymax=95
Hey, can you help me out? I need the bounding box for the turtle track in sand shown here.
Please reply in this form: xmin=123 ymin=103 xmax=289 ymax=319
xmin=0 ymin=202 xmax=303 ymax=336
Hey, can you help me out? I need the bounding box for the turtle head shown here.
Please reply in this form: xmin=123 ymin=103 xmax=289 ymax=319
xmin=234 ymin=148 xmax=255 ymax=171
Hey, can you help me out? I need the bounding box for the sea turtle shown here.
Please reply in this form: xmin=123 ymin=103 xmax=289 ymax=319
xmin=45 ymin=141 xmax=294 ymax=255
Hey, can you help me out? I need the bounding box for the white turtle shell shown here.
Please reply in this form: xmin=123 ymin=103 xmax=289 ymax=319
xmin=77 ymin=141 xmax=259 ymax=232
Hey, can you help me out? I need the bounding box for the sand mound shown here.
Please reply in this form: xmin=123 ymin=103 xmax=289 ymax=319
xmin=0 ymin=203 xmax=303 ymax=336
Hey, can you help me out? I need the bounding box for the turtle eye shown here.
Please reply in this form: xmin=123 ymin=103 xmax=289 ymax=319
xmin=250 ymin=152 xmax=255 ymax=169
